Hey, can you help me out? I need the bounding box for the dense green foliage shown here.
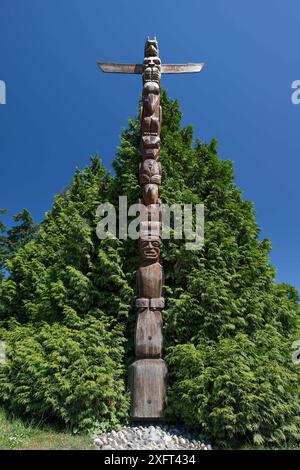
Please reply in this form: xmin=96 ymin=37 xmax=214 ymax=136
xmin=0 ymin=209 xmax=37 ymax=280
xmin=0 ymin=90 xmax=300 ymax=446
xmin=0 ymin=160 xmax=132 ymax=431
xmin=0 ymin=314 xmax=127 ymax=432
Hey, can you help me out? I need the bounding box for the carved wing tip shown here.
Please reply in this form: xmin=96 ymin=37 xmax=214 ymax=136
xmin=97 ymin=62 xmax=107 ymax=72
xmin=188 ymin=63 xmax=205 ymax=72
xmin=160 ymin=63 xmax=205 ymax=74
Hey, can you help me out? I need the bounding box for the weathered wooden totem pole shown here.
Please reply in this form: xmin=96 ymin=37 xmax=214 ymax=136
xmin=130 ymin=38 xmax=166 ymax=420
xmin=98 ymin=38 xmax=203 ymax=420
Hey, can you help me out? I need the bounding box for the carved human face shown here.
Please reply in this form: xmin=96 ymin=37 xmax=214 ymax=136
xmin=143 ymin=57 xmax=161 ymax=84
xmin=139 ymin=239 xmax=160 ymax=262
xmin=143 ymin=56 xmax=161 ymax=68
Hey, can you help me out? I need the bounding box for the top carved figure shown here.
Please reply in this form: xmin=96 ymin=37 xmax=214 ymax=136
xmin=141 ymin=38 xmax=162 ymax=160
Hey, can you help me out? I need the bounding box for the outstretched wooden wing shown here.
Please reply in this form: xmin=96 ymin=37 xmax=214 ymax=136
xmin=97 ymin=62 xmax=204 ymax=74
xmin=161 ymin=63 xmax=204 ymax=74
xmin=97 ymin=62 xmax=144 ymax=74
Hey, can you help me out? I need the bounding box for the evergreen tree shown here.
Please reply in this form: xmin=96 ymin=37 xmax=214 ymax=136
xmin=0 ymin=158 xmax=132 ymax=430
xmin=0 ymin=91 xmax=299 ymax=446
xmin=0 ymin=209 xmax=7 ymax=280
xmin=0 ymin=209 xmax=37 ymax=280
xmin=6 ymin=209 xmax=37 ymax=254
xmin=111 ymin=89 xmax=300 ymax=447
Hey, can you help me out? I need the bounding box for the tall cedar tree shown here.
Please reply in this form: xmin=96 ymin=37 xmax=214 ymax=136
xmin=0 ymin=91 xmax=300 ymax=446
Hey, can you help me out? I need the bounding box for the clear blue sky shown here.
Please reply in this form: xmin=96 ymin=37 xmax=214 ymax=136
xmin=0 ymin=0 xmax=299 ymax=291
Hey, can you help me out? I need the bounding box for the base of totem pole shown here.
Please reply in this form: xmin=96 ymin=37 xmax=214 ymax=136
xmin=129 ymin=358 xmax=167 ymax=420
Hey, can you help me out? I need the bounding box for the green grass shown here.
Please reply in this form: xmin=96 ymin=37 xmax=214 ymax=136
xmin=2 ymin=407 xmax=299 ymax=450
xmin=0 ymin=408 xmax=94 ymax=450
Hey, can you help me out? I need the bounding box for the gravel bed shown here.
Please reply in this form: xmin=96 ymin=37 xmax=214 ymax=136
xmin=92 ymin=424 xmax=212 ymax=450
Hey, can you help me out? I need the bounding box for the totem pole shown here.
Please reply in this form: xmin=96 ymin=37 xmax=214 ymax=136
xmin=98 ymin=38 xmax=203 ymax=420
xmin=130 ymin=38 xmax=166 ymax=420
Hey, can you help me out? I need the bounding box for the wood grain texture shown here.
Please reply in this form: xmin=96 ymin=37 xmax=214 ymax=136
xmin=137 ymin=262 xmax=163 ymax=299
xmin=161 ymin=63 xmax=204 ymax=74
xmin=97 ymin=62 xmax=144 ymax=74
xmin=129 ymin=359 xmax=167 ymax=419
xmin=135 ymin=309 xmax=163 ymax=358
